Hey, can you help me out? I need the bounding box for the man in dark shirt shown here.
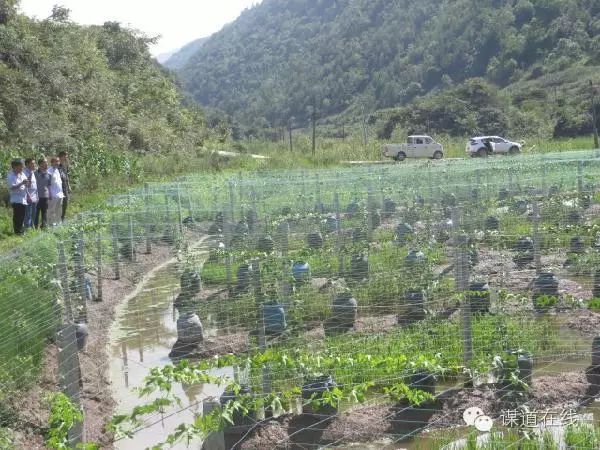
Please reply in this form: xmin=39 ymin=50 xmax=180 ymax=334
xmin=58 ymin=150 xmax=71 ymax=222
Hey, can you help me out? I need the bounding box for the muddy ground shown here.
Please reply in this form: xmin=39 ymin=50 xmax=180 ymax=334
xmin=11 ymin=243 xmax=175 ymax=449
xmin=238 ymin=371 xmax=594 ymax=449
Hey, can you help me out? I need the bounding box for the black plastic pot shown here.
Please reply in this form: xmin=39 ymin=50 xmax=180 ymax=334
xmin=181 ymin=270 xmax=202 ymax=296
xmin=307 ymin=231 xmax=324 ymax=249
xmin=410 ymin=371 xmax=436 ymax=397
xmin=593 ymin=270 xmax=600 ymax=299
xmin=302 ymin=375 xmax=338 ymax=415
xmin=346 ymin=201 xmax=360 ymax=217
xmin=324 ymin=216 xmax=338 ymax=233
xmin=370 ymin=210 xmax=381 ymax=229
xmin=592 ymin=336 xmax=600 ymax=368
xmin=236 ymin=264 xmax=253 ymax=293
xmin=532 ymin=272 xmax=559 ymax=312
xmin=533 ymin=272 xmax=559 ymax=296
xmin=485 ymin=216 xmax=500 ymax=231
xmin=169 ymin=313 xmax=203 ymax=359
xmin=292 ymin=261 xmax=311 ymax=284
xmin=235 ymin=221 xmax=250 ymax=236
xmin=330 ymin=292 xmax=358 ymax=330
xmin=207 ymin=223 xmax=222 ymax=235
xmin=352 ymin=227 xmax=367 ymax=243
xmin=399 ymin=290 xmax=426 ymax=324
xmin=257 ymin=235 xmax=275 ymax=254
xmin=75 ymin=322 xmax=88 ymax=351
xmin=382 ymin=198 xmax=397 ymax=219
xmin=569 ymin=236 xmax=585 ymax=254
xmin=220 ymin=386 xmax=254 ymax=428
xmin=263 ymin=302 xmax=287 ymax=335
xmin=349 ymin=253 xmax=369 ymax=282
xmin=517 ymin=354 xmax=533 ymax=385
xmin=395 ymin=223 xmax=413 ymax=243
xmin=567 ymin=210 xmax=582 ymax=225
xmin=405 ymin=250 xmax=426 ymax=266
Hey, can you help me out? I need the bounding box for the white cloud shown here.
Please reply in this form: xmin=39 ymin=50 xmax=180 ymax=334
xmin=19 ymin=0 xmax=261 ymax=55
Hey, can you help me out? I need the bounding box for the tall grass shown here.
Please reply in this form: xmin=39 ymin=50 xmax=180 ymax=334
xmin=242 ymin=134 xmax=597 ymax=162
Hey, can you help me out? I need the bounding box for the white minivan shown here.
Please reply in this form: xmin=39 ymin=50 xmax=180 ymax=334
xmin=382 ymin=135 xmax=444 ymax=161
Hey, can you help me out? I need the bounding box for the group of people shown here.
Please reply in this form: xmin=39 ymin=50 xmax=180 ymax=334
xmin=6 ymin=151 xmax=71 ymax=235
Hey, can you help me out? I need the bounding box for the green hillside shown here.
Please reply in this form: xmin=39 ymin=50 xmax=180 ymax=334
xmin=164 ymin=37 xmax=208 ymax=70
xmin=175 ymin=0 xmax=600 ymax=138
xmin=0 ymin=2 xmax=207 ymax=168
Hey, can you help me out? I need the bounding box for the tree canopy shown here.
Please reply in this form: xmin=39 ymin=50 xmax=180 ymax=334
xmin=173 ymin=0 xmax=599 ymax=137
xmin=0 ymin=2 xmax=207 ymax=157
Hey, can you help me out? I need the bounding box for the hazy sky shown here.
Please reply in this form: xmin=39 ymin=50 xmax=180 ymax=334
xmin=19 ymin=0 xmax=261 ymax=56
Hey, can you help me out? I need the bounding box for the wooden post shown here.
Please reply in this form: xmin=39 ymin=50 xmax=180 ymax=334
xmin=452 ymin=209 xmax=472 ymax=384
xmin=315 ymin=173 xmax=322 ymax=213
xmin=367 ymin=176 xmax=375 ymax=241
xmin=228 ymin=180 xmax=236 ymax=226
xmin=109 ymin=198 xmax=121 ymax=280
xmin=176 ymin=184 xmax=184 ymax=235
xmin=127 ymin=195 xmax=135 ymax=262
xmin=57 ymin=324 xmax=84 ymax=446
xmin=532 ymin=200 xmax=542 ymax=274
xmin=334 ymin=192 xmax=344 ymax=277
xmin=144 ymin=183 xmax=152 ymax=254
xmin=57 ymin=241 xmax=73 ymax=323
xmin=578 ymin=161 xmax=584 ymax=194
xmin=201 ymin=400 xmax=225 ymax=450
xmin=301 ymin=170 xmax=307 ymax=213
xmin=96 ymin=233 xmax=103 ymax=302
xmin=75 ymin=233 xmax=87 ymax=323
xmin=311 ymin=101 xmax=317 ymax=156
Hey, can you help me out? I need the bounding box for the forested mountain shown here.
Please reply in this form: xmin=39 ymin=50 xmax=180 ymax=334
xmin=0 ymin=1 xmax=207 ymax=162
xmin=175 ymin=0 xmax=600 ymax=137
xmin=164 ymin=37 xmax=208 ymax=70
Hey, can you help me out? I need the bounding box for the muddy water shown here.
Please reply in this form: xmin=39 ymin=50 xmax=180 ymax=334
xmin=108 ymin=245 xmax=232 ymax=450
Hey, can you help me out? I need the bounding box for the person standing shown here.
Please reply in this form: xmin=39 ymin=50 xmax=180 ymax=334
xmin=6 ymin=159 xmax=29 ymax=235
xmin=34 ymin=158 xmax=52 ymax=229
xmin=48 ymin=157 xmax=64 ymax=227
xmin=58 ymin=151 xmax=71 ymax=222
xmin=23 ymin=158 xmax=38 ymax=230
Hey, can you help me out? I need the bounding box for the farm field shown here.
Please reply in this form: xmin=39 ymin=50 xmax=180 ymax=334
xmin=2 ymin=150 xmax=600 ymax=449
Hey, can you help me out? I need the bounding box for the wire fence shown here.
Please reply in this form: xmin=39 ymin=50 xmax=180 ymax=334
xmin=1 ymin=150 xmax=600 ymax=449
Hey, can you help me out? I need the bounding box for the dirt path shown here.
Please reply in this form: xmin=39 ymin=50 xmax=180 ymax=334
xmin=12 ymin=243 xmax=175 ymax=449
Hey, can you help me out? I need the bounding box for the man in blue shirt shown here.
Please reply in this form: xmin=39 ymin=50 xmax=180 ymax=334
xmin=6 ymin=159 xmax=29 ymax=235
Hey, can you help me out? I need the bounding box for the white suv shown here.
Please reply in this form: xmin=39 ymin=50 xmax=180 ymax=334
xmin=466 ymin=136 xmax=522 ymax=157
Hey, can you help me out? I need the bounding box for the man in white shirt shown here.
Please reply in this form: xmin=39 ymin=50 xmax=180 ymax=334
xmin=48 ymin=157 xmax=65 ymax=227
xmin=23 ymin=158 xmax=38 ymax=230
xmin=6 ymin=159 xmax=29 ymax=235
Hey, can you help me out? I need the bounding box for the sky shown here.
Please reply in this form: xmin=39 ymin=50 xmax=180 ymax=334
xmin=19 ymin=0 xmax=261 ymax=57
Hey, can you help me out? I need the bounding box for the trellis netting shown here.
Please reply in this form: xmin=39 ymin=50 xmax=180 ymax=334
xmin=1 ymin=150 xmax=599 ymax=449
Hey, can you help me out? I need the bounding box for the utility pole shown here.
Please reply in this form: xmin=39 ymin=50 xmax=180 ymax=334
xmin=362 ymin=106 xmax=368 ymax=146
xmin=311 ymin=100 xmax=317 ymax=156
xmin=591 ymin=80 xmax=599 ymax=149
xmin=288 ymin=117 xmax=294 ymax=152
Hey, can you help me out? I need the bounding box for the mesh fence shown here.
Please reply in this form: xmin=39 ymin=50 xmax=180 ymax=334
xmin=1 ymin=150 xmax=600 ymax=449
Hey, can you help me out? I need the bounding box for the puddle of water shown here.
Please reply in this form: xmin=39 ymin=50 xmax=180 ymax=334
xmin=109 ymin=254 xmax=232 ymax=450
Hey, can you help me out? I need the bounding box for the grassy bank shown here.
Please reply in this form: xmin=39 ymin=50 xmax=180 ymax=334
xmin=242 ymin=134 xmax=597 ymax=161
